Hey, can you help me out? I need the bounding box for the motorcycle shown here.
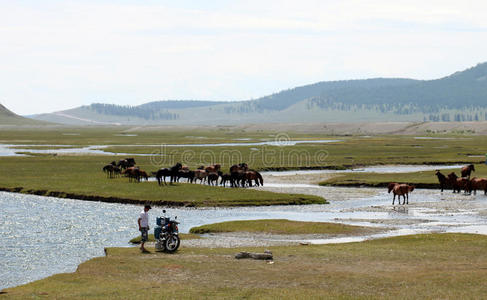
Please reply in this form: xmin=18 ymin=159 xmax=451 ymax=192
xmin=154 ymin=210 xmax=180 ymax=253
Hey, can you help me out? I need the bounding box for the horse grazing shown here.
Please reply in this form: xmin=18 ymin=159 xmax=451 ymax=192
xmin=245 ymin=170 xmax=264 ymax=187
xmin=435 ymin=170 xmax=449 ymax=192
xmin=447 ymin=172 xmax=470 ymax=194
xmin=122 ymin=167 xmax=141 ymax=182
xmin=469 ymin=177 xmax=487 ymax=195
xmin=461 ymin=164 xmax=475 ymax=179
xmin=138 ymin=170 xmax=149 ymax=181
xmin=392 ymin=184 xmax=415 ymax=205
xmin=207 ymin=171 xmax=220 ymax=186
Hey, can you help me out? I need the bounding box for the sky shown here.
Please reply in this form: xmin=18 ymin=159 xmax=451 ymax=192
xmin=1 ymin=0 xmax=487 ymax=115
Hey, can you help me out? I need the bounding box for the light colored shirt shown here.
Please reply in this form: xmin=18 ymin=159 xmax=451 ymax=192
xmin=139 ymin=211 xmax=149 ymax=228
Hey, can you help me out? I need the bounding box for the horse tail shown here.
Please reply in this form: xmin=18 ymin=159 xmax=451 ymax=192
xmin=257 ymin=172 xmax=263 ymax=186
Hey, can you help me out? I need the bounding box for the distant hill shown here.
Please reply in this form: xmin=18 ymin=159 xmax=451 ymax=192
xmin=0 ymin=104 xmax=51 ymax=125
xmin=28 ymin=62 xmax=487 ymax=125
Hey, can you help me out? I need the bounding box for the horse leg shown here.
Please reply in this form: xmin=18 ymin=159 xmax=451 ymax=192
xmin=392 ymin=194 xmax=395 ymax=205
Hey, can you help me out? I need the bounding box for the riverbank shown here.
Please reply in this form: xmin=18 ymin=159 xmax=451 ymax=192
xmin=0 ymin=156 xmax=325 ymax=207
xmin=319 ymin=163 xmax=487 ymax=188
xmin=3 ymin=233 xmax=487 ymax=299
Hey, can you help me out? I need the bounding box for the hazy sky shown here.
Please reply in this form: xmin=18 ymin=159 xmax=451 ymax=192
xmin=1 ymin=0 xmax=486 ymax=115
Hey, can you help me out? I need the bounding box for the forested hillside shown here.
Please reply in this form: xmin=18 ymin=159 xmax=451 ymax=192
xmin=28 ymin=62 xmax=487 ymax=125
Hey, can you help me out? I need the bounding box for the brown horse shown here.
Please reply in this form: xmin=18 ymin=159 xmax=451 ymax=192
xmin=469 ymin=177 xmax=487 ymax=195
xmin=123 ymin=167 xmax=147 ymax=182
xmin=245 ymin=170 xmax=264 ymax=187
xmin=194 ymin=169 xmax=208 ymax=184
xmin=103 ymin=164 xmax=121 ymax=178
xmin=392 ymin=184 xmax=415 ymax=205
xmin=461 ymin=164 xmax=475 ymax=179
xmin=447 ymin=172 xmax=470 ymax=194
xmin=220 ymin=173 xmax=232 ymax=187
xmin=138 ymin=170 xmax=149 ymax=181
xmin=207 ymin=171 xmax=220 ymax=186
xmin=230 ymin=163 xmax=248 ymax=187
xmin=387 ymin=182 xmax=398 ymax=193
xmin=205 ymin=164 xmax=221 ymax=173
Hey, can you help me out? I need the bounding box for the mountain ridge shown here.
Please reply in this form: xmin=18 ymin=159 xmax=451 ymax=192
xmin=28 ymin=62 xmax=487 ymax=125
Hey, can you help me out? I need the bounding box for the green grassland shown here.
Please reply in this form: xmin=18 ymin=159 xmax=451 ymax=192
xmin=3 ymin=233 xmax=487 ymax=299
xmin=189 ymin=219 xmax=382 ymax=235
xmin=89 ymin=135 xmax=487 ymax=170
xmin=0 ymin=127 xmax=486 ymax=170
xmin=0 ymin=155 xmax=325 ymax=207
xmin=0 ymin=126 xmax=333 ymax=145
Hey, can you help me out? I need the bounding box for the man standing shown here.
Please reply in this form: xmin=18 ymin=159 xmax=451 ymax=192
xmin=138 ymin=204 xmax=151 ymax=252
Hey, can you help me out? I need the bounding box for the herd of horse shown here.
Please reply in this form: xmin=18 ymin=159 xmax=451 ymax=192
xmin=104 ymin=159 xmax=484 ymax=204
xmin=102 ymin=159 xmax=264 ymax=188
xmin=435 ymin=164 xmax=487 ymax=195
xmin=389 ymin=164 xmax=484 ymax=206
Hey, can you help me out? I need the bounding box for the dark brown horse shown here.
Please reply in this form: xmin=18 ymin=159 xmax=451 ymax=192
xmin=177 ymin=170 xmax=195 ymax=183
xmin=220 ymin=173 xmax=232 ymax=187
xmin=230 ymin=163 xmax=248 ymax=187
xmin=103 ymin=164 xmax=120 ymax=178
xmin=154 ymin=163 xmax=182 ymax=185
xmin=392 ymin=184 xmax=415 ymax=205
xmin=435 ymin=170 xmax=449 ymax=192
xmin=205 ymin=164 xmax=221 ymax=173
xmin=461 ymin=164 xmax=475 ymax=179
xmin=447 ymin=172 xmax=470 ymax=194
xmin=245 ymin=170 xmax=264 ymax=187
xmin=207 ymin=171 xmax=220 ymax=186
xmin=122 ymin=167 xmax=140 ymax=182
xmin=138 ymin=170 xmax=149 ymax=181
xmin=469 ymin=177 xmax=487 ymax=195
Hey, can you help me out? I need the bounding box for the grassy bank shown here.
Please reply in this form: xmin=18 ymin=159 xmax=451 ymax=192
xmin=0 ymin=156 xmax=325 ymax=207
xmin=129 ymin=233 xmax=201 ymax=244
xmin=189 ymin=219 xmax=382 ymax=235
xmin=3 ymin=233 xmax=487 ymax=299
xmin=320 ymin=164 xmax=487 ymax=188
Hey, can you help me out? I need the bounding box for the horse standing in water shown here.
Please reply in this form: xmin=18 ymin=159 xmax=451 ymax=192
xmin=230 ymin=163 xmax=248 ymax=187
xmin=435 ymin=170 xmax=449 ymax=192
xmin=244 ymin=170 xmax=264 ymax=187
xmin=469 ymin=177 xmax=487 ymax=195
xmin=461 ymin=164 xmax=475 ymax=179
xmin=447 ymin=172 xmax=470 ymax=194
xmin=390 ymin=183 xmax=415 ymax=205
xmin=154 ymin=163 xmax=182 ymax=185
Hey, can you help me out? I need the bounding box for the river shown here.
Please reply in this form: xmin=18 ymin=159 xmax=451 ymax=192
xmin=1 ymin=164 xmax=487 ymax=290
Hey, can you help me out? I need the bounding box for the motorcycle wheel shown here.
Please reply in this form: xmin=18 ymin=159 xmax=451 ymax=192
xmin=155 ymin=239 xmax=166 ymax=252
xmin=164 ymin=235 xmax=180 ymax=253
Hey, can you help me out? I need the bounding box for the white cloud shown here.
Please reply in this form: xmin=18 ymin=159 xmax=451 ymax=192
xmin=0 ymin=0 xmax=486 ymax=114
